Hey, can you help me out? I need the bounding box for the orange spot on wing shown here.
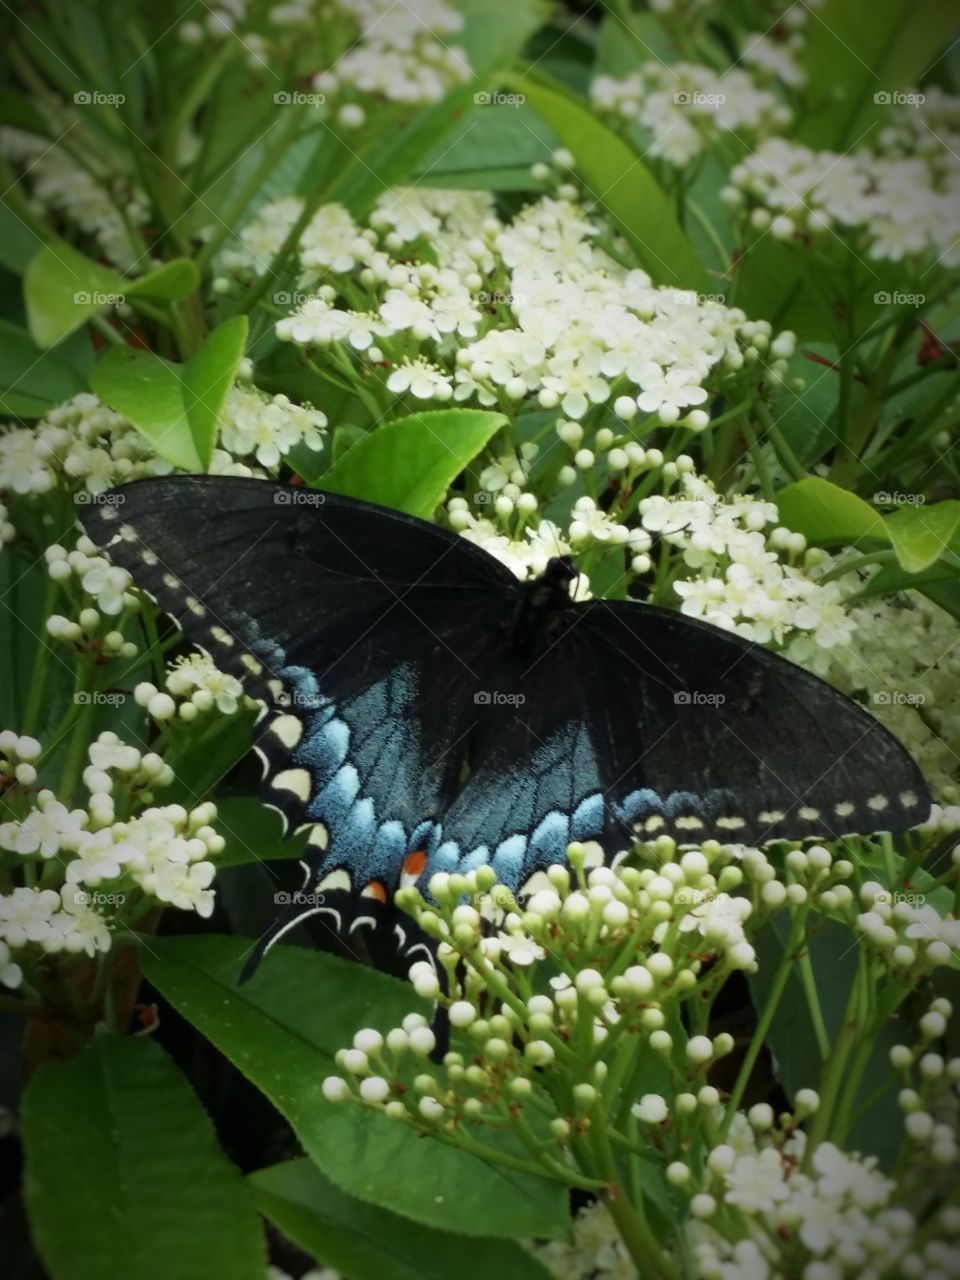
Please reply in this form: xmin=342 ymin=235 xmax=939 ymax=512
xmin=403 ymin=850 xmax=428 ymax=878
xmin=362 ymin=880 xmax=388 ymax=903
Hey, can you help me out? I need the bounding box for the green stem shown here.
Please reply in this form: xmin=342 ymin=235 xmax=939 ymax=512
xmin=723 ymin=906 xmax=809 ymax=1132
xmin=429 ymin=1120 xmax=601 ymax=1189
xmin=802 ymin=951 xmax=868 ymax=1169
xmin=754 ymin=401 xmax=805 ymax=481
xmin=589 ymin=1120 xmax=681 ymax=1280
xmin=797 ymin=949 xmax=831 ymax=1061
xmin=21 ymin=577 xmax=60 ymax=736
xmin=740 ymin=416 xmax=775 ymax=501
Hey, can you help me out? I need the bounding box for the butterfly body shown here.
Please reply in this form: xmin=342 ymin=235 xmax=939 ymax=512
xmin=80 ymin=476 xmax=931 ymax=973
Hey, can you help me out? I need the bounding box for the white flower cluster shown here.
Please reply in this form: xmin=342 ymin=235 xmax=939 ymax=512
xmin=856 ymin=880 xmax=960 ymax=972
xmin=137 ymin=654 xmax=247 ymax=723
xmin=257 ymin=185 xmax=795 ymax=420
xmin=591 ymin=62 xmax=791 ymax=167
xmin=0 ymin=886 xmax=112 ymax=966
xmin=219 ymin=384 xmax=326 ymax=470
xmin=0 ymin=128 xmax=148 ymax=270
xmin=317 ymin=0 xmax=470 ymax=105
xmin=320 ymin=848 xmax=800 ymax=1133
xmin=789 ymin=584 xmax=960 ymax=795
xmin=878 ymin=87 xmax=960 ymax=163
xmin=0 ymin=730 xmax=225 ymax=972
xmin=739 ymin=29 xmax=807 ymax=90
xmin=640 ymin=470 xmax=855 ymax=647
xmin=44 ymin=537 xmax=140 ymax=623
xmin=889 ymin=996 xmax=960 ymax=1171
xmin=0 ymin=731 xmax=42 ymax=793
xmin=728 ymin=135 xmax=960 ymax=266
xmin=0 ymin=394 xmax=169 ymax=503
xmin=686 ymin=1117 xmax=952 ymax=1280
xmin=449 ymin=506 xmax=577 ymax=583
xmin=179 ymin=0 xmax=471 ymax=103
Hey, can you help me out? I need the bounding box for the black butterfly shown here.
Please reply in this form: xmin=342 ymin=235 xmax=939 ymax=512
xmin=80 ymin=476 xmax=930 ymax=974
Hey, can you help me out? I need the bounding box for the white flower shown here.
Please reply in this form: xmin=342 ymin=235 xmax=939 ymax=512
xmin=219 ymin=386 xmax=326 ymax=469
xmin=165 ymin=652 xmax=244 ymax=716
xmin=635 ymin=366 xmax=708 ymax=422
xmin=386 ymin=359 xmax=453 ymax=400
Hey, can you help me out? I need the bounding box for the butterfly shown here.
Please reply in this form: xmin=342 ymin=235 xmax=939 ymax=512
xmin=80 ymin=475 xmax=931 ymax=977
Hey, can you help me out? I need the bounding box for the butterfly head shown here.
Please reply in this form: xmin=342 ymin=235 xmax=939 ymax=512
xmin=541 ymin=555 xmax=579 ymax=595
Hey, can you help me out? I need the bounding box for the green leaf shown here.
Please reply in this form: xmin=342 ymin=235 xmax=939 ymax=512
xmin=250 ymin=1159 xmax=555 ymax=1280
xmin=330 ymin=0 xmax=547 ymax=215
xmin=90 ymin=316 xmax=248 ymax=470
xmin=420 ymin=105 xmax=555 ymax=190
xmin=508 ymin=74 xmax=708 ymax=289
xmin=0 ymin=319 xmax=90 ymax=417
xmin=331 ymin=423 xmax=366 ymax=464
xmin=320 ymin=409 xmax=507 ymax=519
xmin=779 ymin=481 xmax=960 ymax=576
xmin=24 ymin=244 xmax=199 ymax=348
xmin=141 ymin=935 xmax=567 ymax=1240
xmin=214 ymin=795 xmax=306 ymax=866
xmin=0 ymin=200 xmax=44 ymax=274
xmin=749 ymin=918 xmax=904 ymax=1167
xmin=798 ymin=0 xmax=958 ymax=149
xmin=22 ymin=1035 xmax=266 ymax=1280
xmin=162 ymin=703 xmax=257 ymax=806
xmin=774 ymin=347 xmax=841 ymax=465
xmin=732 ymin=240 xmax=838 ymax=343
xmin=595 ymin=11 xmax=681 ymax=76
xmin=776 ymin=476 xmax=888 ymax=547
xmin=885 ymin=501 xmax=960 ymax=575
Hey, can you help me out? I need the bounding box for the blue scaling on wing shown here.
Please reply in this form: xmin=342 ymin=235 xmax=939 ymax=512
xmin=435 ymin=720 xmax=607 ymax=894
xmin=283 ymin=661 xmax=428 ymax=889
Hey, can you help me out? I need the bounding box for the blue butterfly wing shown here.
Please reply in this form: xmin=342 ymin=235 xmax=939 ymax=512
xmin=571 ymin=598 xmax=931 ymax=846
xmin=80 ymin=476 xmax=518 ymax=965
xmin=427 ymin=594 xmax=930 ymax=897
